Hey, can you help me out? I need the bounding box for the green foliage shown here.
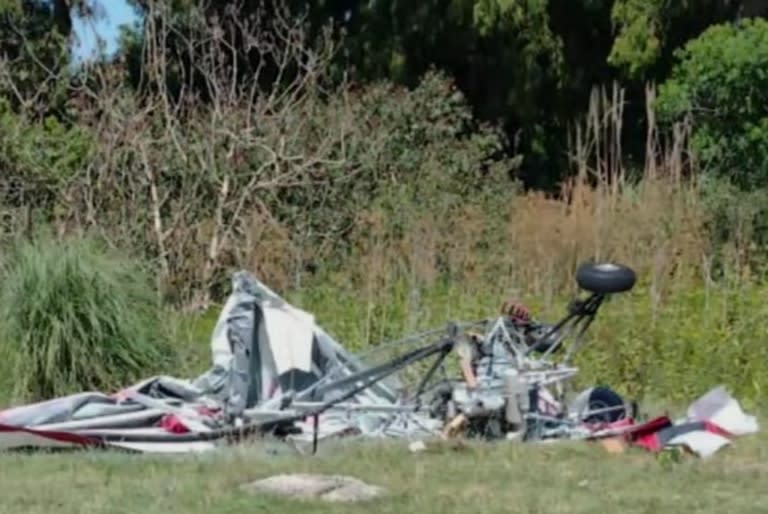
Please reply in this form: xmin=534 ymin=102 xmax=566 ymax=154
xmin=0 ymin=0 xmax=78 ymax=113
xmin=162 ymin=306 xmax=221 ymax=378
xmin=121 ymin=0 xmax=576 ymax=189
xmin=338 ymin=0 xmax=568 ymax=186
xmin=116 ymin=0 xmax=759 ymax=189
xmin=347 ymin=70 xmax=516 ymax=194
xmin=33 ymin=0 xmax=768 ymax=189
xmin=657 ymin=18 xmax=768 ymax=188
xmin=607 ymin=0 xmax=664 ymax=77
xmin=0 ymin=99 xmax=93 ymax=184
xmin=233 ymin=70 xmax=518 ymax=274
xmin=0 ymin=233 xmax=174 ymax=401
xmin=696 ymin=176 xmax=768 ymax=276
xmin=579 ymin=282 xmax=768 ymax=404
xmin=607 ymin=0 xmax=744 ymax=79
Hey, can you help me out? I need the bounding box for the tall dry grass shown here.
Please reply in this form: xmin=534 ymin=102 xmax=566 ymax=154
xmin=321 ymin=82 xmax=712 ymax=311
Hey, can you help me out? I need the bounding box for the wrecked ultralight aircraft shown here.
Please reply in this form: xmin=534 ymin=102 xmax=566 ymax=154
xmin=0 ymin=263 xmax=758 ymax=456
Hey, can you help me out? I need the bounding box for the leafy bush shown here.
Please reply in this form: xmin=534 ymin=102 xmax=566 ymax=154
xmin=696 ymin=176 xmax=768 ymax=277
xmin=0 ymin=233 xmax=174 ymax=401
xmin=0 ymin=100 xmax=93 ymax=185
xmin=267 ymin=69 xmax=520 ymax=270
xmin=657 ymin=18 xmax=768 ymax=188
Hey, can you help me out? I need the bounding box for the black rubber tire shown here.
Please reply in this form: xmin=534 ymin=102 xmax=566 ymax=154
xmin=583 ymin=386 xmax=627 ymax=424
xmin=576 ymin=262 xmax=636 ymax=294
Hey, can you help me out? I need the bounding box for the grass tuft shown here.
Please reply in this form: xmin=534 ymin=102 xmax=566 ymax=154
xmin=0 ymin=233 xmax=175 ymax=402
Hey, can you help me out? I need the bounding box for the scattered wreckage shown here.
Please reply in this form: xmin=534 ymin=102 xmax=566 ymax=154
xmin=0 ymin=263 xmax=758 ymax=457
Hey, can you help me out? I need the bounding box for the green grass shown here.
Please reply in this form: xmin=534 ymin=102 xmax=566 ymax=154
xmin=0 ymin=234 xmax=175 ymax=403
xmin=140 ymin=274 xmax=768 ymax=411
xmin=163 ymin=305 xmax=222 ymax=378
xmin=0 ymin=427 xmax=765 ymax=514
xmin=283 ymin=275 xmax=768 ymax=407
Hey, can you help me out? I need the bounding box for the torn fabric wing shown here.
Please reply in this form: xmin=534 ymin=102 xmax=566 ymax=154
xmin=0 ymin=270 xmax=412 ymax=453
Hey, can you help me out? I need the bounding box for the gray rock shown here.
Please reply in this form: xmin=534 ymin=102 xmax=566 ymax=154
xmin=240 ymin=473 xmax=385 ymax=503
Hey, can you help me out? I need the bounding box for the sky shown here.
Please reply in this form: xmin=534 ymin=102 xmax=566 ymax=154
xmin=71 ymin=0 xmax=140 ymax=63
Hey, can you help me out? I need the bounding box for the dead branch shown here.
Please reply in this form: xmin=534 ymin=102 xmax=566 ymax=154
xmin=0 ymin=0 xmax=354 ymax=305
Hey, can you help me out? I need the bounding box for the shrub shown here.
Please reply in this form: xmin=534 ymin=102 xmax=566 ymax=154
xmin=0 ymin=233 xmax=174 ymax=401
xmin=656 ymin=18 xmax=768 ymax=188
xmin=697 ymin=175 xmax=768 ymax=277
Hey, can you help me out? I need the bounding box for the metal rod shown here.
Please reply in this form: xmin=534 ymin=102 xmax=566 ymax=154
xmin=412 ymin=346 xmax=452 ymax=403
xmin=301 ymin=338 xmax=453 ymax=400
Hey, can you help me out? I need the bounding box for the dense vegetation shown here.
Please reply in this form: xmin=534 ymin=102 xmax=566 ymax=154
xmin=0 ymin=233 xmax=173 ymax=400
xmin=0 ymin=0 xmax=767 ymax=407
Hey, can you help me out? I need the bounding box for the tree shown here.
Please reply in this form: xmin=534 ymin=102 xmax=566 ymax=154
xmin=656 ymin=18 xmax=768 ymax=187
xmin=119 ymin=0 xmax=587 ymax=188
xmin=117 ymin=0 xmax=767 ymax=189
xmin=0 ymin=0 xmax=101 ymax=114
xmin=607 ymin=0 xmax=756 ymax=79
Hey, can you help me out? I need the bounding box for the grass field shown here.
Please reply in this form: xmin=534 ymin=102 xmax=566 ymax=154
xmin=0 ymin=423 xmax=765 ymax=514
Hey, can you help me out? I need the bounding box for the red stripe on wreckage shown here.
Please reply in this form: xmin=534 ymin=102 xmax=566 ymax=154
xmin=0 ymin=423 xmax=103 ymax=451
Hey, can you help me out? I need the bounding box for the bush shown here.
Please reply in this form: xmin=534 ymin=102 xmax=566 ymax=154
xmin=697 ymin=176 xmax=768 ymax=277
xmin=656 ymin=18 xmax=768 ymax=188
xmin=0 ymin=233 xmax=175 ymax=401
